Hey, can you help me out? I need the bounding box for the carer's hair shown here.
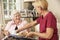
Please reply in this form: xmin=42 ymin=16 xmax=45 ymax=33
xmin=32 ymin=0 xmax=48 ymax=10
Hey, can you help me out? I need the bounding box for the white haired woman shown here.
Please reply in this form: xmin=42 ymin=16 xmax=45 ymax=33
xmin=3 ymin=10 xmax=28 ymax=39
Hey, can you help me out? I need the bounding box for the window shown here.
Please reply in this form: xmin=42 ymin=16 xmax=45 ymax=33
xmin=2 ymin=0 xmax=16 ymax=24
xmin=3 ymin=0 xmax=16 ymax=20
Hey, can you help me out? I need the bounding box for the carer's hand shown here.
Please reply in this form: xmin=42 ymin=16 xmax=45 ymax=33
xmin=25 ymin=32 xmax=35 ymax=37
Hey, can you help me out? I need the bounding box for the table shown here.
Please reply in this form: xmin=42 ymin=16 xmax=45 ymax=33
xmin=5 ymin=35 xmax=36 ymax=40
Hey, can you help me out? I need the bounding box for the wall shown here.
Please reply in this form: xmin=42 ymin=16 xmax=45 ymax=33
xmin=16 ymin=0 xmax=24 ymax=11
xmin=0 ymin=0 xmax=4 ymax=39
xmin=47 ymin=0 xmax=60 ymax=23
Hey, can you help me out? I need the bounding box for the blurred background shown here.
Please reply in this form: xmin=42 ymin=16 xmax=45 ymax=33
xmin=0 ymin=0 xmax=60 ymax=40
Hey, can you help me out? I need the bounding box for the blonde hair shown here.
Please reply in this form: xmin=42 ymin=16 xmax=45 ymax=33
xmin=32 ymin=0 xmax=48 ymax=10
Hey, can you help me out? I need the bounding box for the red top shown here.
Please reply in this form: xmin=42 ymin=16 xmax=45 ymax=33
xmin=36 ymin=12 xmax=59 ymax=40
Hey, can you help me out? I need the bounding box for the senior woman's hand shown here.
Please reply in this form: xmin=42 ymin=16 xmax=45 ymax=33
xmin=16 ymin=28 xmax=24 ymax=33
xmin=4 ymin=31 xmax=10 ymax=36
xmin=16 ymin=29 xmax=20 ymax=33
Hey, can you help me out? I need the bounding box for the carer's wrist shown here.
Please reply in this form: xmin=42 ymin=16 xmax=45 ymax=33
xmin=33 ymin=32 xmax=36 ymax=35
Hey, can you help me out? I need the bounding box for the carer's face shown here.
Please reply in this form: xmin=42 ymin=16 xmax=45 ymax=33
xmin=35 ymin=6 xmax=42 ymax=14
xmin=13 ymin=13 xmax=21 ymax=20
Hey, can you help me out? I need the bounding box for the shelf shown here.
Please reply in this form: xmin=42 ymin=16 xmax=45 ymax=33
xmin=24 ymin=0 xmax=35 ymax=2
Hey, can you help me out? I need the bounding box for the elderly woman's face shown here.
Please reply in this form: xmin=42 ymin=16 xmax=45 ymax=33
xmin=13 ymin=13 xmax=21 ymax=20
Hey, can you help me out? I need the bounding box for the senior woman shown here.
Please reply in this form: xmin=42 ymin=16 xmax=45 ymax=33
xmin=4 ymin=10 xmax=28 ymax=37
xmin=16 ymin=0 xmax=59 ymax=40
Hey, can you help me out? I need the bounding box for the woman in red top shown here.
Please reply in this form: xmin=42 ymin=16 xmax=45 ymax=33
xmin=16 ymin=0 xmax=59 ymax=40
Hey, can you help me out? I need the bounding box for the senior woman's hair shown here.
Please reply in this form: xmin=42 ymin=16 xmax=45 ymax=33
xmin=11 ymin=10 xmax=21 ymax=19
